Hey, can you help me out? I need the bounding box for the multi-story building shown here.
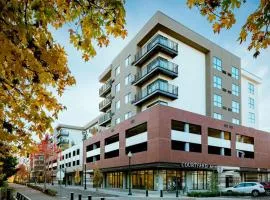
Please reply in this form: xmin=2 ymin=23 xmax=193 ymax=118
xmin=83 ymin=11 xmax=270 ymax=191
xmin=30 ymin=153 xmax=45 ymax=183
xmin=98 ymin=11 xmax=244 ymax=128
xmin=54 ymin=124 xmax=84 ymax=150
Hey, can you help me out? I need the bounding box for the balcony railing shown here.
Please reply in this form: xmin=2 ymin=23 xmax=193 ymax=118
xmin=132 ymin=57 xmax=178 ymax=86
xmin=57 ymin=137 xmax=69 ymax=144
xmin=99 ymin=79 xmax=112 ymax=97
xmin=99 ymin=95 xmax=112 ymax=112
xmin=98 ymin=112 xmax=112 ymax=126
xmin=134 ymin=35 xmax=178 ymax=66
xmin=56 ymin=129 xmax=69 ymax=138
xmin=133 ymin=80 xmax=178 ymax=105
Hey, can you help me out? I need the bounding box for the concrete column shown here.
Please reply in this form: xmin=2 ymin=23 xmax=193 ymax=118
xmin=184 ymin=123 xmax=189 ymax=133
xmin=220 ymin=148 xmax=225 ymax=156
xmin=221 ymin=131 xmax=225 ymax=139
xmin=185 ymin=143 xmax=190 ymax=152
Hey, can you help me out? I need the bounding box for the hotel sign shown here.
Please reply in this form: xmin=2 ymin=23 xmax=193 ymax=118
xmin=180 ymin=162 xmax=216 ymax=169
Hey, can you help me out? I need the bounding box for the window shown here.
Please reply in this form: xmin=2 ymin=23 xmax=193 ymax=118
xmin=213 ymin=76 xmax=222 ymax=89
xmin=73 ymin=151 xmax=75 ymax=156
xmin=213 ymin=113 xmax=222 ymax=120
xmin=115 ymin=83 xmax=120 ymax=93
xmin=125 ymin=55 xmax=131 ymax=67
xmin=248 ymin=97 xmax=255 ymax=109
xmin=232 ymin=67 xmax=239 ymax=79
xmin=125 ymin=74 xmax=132 ymax=85
xmin=76 ymin=160 xmax=80 ymax=165
xmin=115 ymin=66 xmax=120 ymax=76
xmin=115 ymin=117 xmax=121 ymax=124
xmin=213 ymin=57 xmax=222 ymax=71
xmin=248 ymin=112 xmax=255 ymax=124
xmin=232 ymin=84 xmax=239 ymax=96
xmin=125 ymin=111 xmax=132 ymax=120
xmin=248 ymin=82 xmax=255 ymax=94
xmin=232 ymin=101 xmax=240 ymax=113
xmin=232 ymin=118 xmax=240 ymax=125
xmin=77 ymin=149 xmax=80 ymax=155
xmin=73 ymin=161 xmax=75 ymax=166
xmin=214 ymin=94 xmax=222 ymax=108
xmin=125 ymin=93 xmax=131 ymax=104
xmin=115 ymin=100 xmax=120 ymax=110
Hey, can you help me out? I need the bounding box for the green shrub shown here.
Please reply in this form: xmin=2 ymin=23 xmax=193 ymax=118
xmin=187 ymin=191 xmax=250 ymax=197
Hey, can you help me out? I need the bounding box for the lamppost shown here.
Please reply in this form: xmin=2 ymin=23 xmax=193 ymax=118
xmin=128 ymin=151 xmax=132 ymax=195
xmin=65 ymin=168 xmax=67 ymax=187
xmin=84 ymin=164 xmax=87 ymax=190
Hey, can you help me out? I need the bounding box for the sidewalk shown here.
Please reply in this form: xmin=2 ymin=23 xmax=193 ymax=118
xmin=10 ymin=183 xmax=57 ymax=200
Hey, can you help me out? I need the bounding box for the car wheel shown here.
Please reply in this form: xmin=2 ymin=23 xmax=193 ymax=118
xmin=227 ymin=190 xmax=232 ymax=193
xmin=252 ymin=190 xmax=259 ymax=197
xmin=266 ymin=190 xmax=270 ymax=196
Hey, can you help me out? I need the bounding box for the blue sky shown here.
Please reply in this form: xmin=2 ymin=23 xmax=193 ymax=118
xmin=52 ymin=0 xmax=270 ymax=131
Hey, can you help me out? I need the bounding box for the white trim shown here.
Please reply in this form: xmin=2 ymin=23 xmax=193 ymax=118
xmin=86 ymin=148 xmax=101 ymax=157
xmin=105 ymin=141 xmax=120 ymax=153
xmin=208 ymin=137 xmax=231 ymax=148
xmin=171 ymin=130 xmax=201 ymax=144
xmin=236 ymin=142 xmax=254 ymax=152
xmin=126 ymin=132 xmax=147 ymax=147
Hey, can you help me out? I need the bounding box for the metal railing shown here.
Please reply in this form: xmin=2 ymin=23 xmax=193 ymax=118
xmin=133 ymin=57 xmax=178 ymax=84
xmin=99 ymin=95 xmax=112 ymax=110
xmin=98 ymin=112 xmax=112 ymax=125
xmin=133 ymin=80 xmax=178 ymax=103
xmin=134 ymin=35 xmax=178 ymax=63
xmin=99 ymin=79 xmax=112 ymax=96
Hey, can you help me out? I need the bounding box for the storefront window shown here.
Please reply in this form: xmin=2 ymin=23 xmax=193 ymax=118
xmin=166 ymin=170 xmax=183 ymax=191
xmin=132 ymin=170 xmax=154 ymax=190
xmin=191 ymin=171 xmax=212 ymax=190
xmin=106 ymin=172 xmax=123 ymax=188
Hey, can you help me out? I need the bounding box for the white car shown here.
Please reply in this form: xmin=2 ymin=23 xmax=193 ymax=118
xmin=224 ymin=182 xmax=265 ymax=197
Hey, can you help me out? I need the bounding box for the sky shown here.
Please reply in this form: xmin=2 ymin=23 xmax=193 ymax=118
xmin=52 ymin=0 xmax=270 ymax=131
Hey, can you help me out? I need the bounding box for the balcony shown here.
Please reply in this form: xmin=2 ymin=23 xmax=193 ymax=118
xmin=99 ymin=95 xmax=112 ymax=112
xmin=99 ymin=79 xmax=113 ymax=97
xmin=134 ymin=35 xmax=178 ymax=66
xmin=132 ymin=57 xmax=178 ymax=86
xmin=98 ymin=112 xmax=112 ymax=126
xmin=56 ymin=137 xmax=69 ymax=145
xmin=56 ymin=129 xmax=69 ymax=138
xmin=132 ymin=80 xmax=178 ymax=106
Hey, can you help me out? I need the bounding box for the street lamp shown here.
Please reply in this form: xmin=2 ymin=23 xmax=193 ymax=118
xmin=128 ymin=151 xmax=132 ymax=195
xmin=84 ymin=164 xmax=87 ymax=190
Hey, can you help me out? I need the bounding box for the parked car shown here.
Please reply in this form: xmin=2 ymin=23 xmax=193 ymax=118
xmin=260 ymin=182 xmax=270 ymax=195
xmin=223 ymin=182 xmax=265 ymax=197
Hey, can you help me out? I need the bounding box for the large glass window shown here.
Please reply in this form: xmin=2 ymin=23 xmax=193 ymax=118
xmin=232 ymin=118 xmax=240 ymax=125
xmin=115 ymin=83 xmax=120 ymax=93
xmin=213 ymin=113 xmax=222 ymax=120
xmin=106 ymin=172 xmax=123 ymax=188
xmin=125 ymin=74 xmax=132 ymax=85
xmin=213 ymin=57 xmax=222 ymax=71
xmin=124 ymin=111 xmax=132 ymax=120
xmin=125 ymin=55 xmax=131 ymax=67
xmin=165 ymin=170 xmax=183 ymax=191
xmin=213 ymin=76 xmax=222 ymax=89
xmin=248 ymin=97 xmax=255 ymax=109
xmin=125 ymin=93 xmax=131 ymax=104
xmin=232 ymin=101 xmax=240 ymax=113
xmin=248 ymin=82 xmax=255 ymax=94
xmin=115 ymin=100 xmax=120 ymax=110
xmin=115 ymin=117 xmax=121 ymax=125
xmin=115 ymin=66 xmax=120 ymax=76
xmin=232 ymin=67 xmax=239 ymax=79
xmin=131 ymin=170 xmax=154 ymax=190
xmin=191 ymin=171 xmax=212 ymax=190
xmin=248 ymin=112 xmax=255 ymax=124
xmin=232 ymin=84 xmax=239 ymax=96
xmin=214 ymin=94 xmax=222 ymax=108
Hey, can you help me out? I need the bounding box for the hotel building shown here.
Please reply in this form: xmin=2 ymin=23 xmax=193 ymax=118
xmin=55 ymin=11 xmax=269 ymax=191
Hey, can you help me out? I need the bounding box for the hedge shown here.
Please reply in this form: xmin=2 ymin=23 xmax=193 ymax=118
xmin=27 ymin=184 xmax=57 ymax=196
xmin=187 ymin=191 xmax=250 ymax=197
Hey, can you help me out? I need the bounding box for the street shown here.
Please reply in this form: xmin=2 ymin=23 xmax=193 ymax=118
xmin=10 ymin=183 xmax=270 ymax=200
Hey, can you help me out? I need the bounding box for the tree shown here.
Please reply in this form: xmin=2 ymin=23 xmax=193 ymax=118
xmin=187 ymin=0 xmax=270 ymax=57
xmin=93 ymin=166 xmax=103 ymax=191
xmin=74 ymin=169 xmax=81 ymax=185
xmin=32 ymin=134 xmax=60 ymax=191
xmin=0 ymin=0 xmax=127 ymax=155
xmin=0 ymin=143 xmax=18 ymax=186
xmin=14 ymin=164 xmax=30 ymax=184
